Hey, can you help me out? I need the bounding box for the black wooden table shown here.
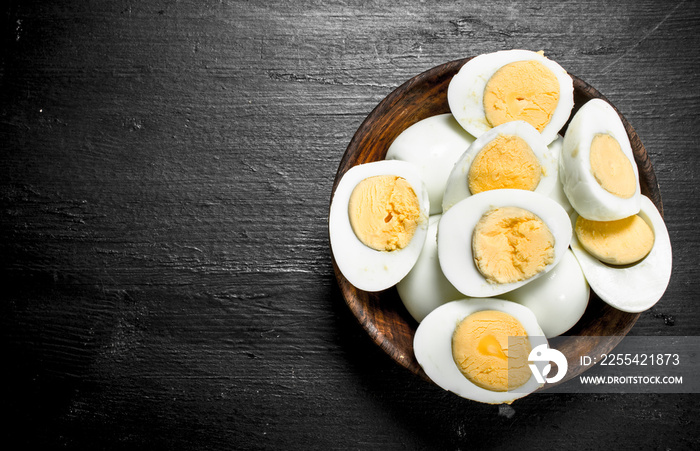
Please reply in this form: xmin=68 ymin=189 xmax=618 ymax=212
xmin=3 ymin=1 xmax=699 ymax=449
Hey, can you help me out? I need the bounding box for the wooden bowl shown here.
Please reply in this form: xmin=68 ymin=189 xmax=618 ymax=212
xmin=330 ymin=57 xmax=662 ymax=387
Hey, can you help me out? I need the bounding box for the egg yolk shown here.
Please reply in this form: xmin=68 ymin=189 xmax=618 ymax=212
xmin=483 ymin=59 xmax=560 ymax=132
xmin=575 ymin=214 xmax=654 ymax=265
xmin=468 ymin=134 xmax=542 ymax=194
xmin=589 ymin=133 xmax=637 ymax=198
xmin=452 ymin=310 xmax=532 ymax=392
xmin=348 ymin=175 xmax=421 ymax=251
xmin=472 ymin=207 xmax=555 ymax=284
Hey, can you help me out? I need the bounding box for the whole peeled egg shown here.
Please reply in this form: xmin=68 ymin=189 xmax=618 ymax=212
xmin=386 ymin=113 xmax=475 ymax=215
xmin=442 ymin=120 xmax=558 ymax=212
xmin=501 ymin=249 xmax=589 ymax=338
xmin=438 ymin=189 xmax=572 ymax=298
xmin=448 ymin=49 xmax=574 ymax=145
xmin=414 ymin=298 xmax=547 ymax=404
xmin=329 ymin=160 xmax=430 ymax=292
xmin=396 ymin=215 xmax=465 ymax=323
xmin=559 ymin=98 xmax=641 ymax=221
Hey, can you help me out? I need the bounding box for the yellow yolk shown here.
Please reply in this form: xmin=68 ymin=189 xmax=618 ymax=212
xmin=472 ymin=207 xmax=555 ymax=284
xmin=348 ymin=175 xmax=421 ymax=251
xmin=452 ymin=310 xmax=532 ymax=392
xmin=589 ymin=133 xmax=637 ymax=198
xmin=483 ymin=60 xmax=560 ymax=132
xmin=575 ymin=215 xmax=654 ymax=265
xmin=468 ymin=134 xmax=542 ymax=194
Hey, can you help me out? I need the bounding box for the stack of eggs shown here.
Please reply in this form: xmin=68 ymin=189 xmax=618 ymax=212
xmin=329 ymin=49 xmax=672 ymax=404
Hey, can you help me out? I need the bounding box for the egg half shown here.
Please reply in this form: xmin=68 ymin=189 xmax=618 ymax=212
xmin=438 ymin=189 xmax=572 ymax=298
xmin=414 ymin=298 xmax=547 ymax=404
xmin=386 ymin=113 xmax=475 ymax=215
xmin=559 ymin=98 xmax=641 ymax=221
xmin=329 ymin=160 xmax=430 ymax=292
xmin=569 ymin=195 xmax=672 ymax=313
xmin=546 ymin=136 xmax=574 ymax=215
xmin=442 ymin=120 xmax=558 ymax=212
xmin=448 ymin=49 xmax=574 ymax=145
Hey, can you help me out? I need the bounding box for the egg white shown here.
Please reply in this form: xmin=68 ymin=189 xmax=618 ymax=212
xmin=560 ymin=98 xmax=641 ymax=221
xmin=546 ymin=136 xmax=574 ymax=215
xmin=386 ymin=113 xmax=475 ymax=215
xmin=501 ymin=249 xmax=589 ymax=338
xmin=437 ymin=189 xmax=572 ymax=298
xmin=396 ymin=215 xmax=465 ymax=323
xmin=447 ymin=49 xmax=574 ymax=145
xmin=414 ymin=298 xmax=547 ymax=404
xmin=569 ymin=195 xmax=672 ymax=313
xmin=442 ymin=120 xmax=558 ymax=212
xmin=329 ymin=160 xmax=430 ymax=292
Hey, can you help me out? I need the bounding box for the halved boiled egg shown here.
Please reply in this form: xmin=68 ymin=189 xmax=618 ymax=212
xmin=414 ymin=298 xmax=547 ymax=404
xmin=559 ymin=98 xmax=641 ymax=221
xmin=396 ymin=215 xmax=465 ymax=323
xmin=501 ymin=249 xmax=589 ymax=338
xmin=386 ymin=113 xmax=475 ymax=215
xmin=437 ymin=189 xmax=572 ymax=297
xmin=569 ymin=195 xmax=672 ymax=313
xmin=442 ymin=120 xmax=557 ymax=212
xmin=329 ymin=160 xmax=430 ymax=292
xmin=448 ymin=49 xmax=574 ymax=145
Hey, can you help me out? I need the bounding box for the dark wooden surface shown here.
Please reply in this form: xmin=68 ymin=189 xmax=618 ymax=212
xmin=2 ymin=1 xmax=699 ymax=449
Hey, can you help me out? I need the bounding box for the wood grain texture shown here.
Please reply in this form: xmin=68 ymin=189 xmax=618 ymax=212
xmin=2 ymin=0 xmax=699 ymax=449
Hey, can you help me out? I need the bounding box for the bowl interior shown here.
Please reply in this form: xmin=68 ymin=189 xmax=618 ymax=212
xmin=330 ymin=57 xmax=662 ymax=385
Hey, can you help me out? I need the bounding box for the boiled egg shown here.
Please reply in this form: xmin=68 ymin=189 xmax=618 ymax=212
xmin=569 ymin=195 xmax=672 ymax=313
xmin=442 ymin=120 xmax=558 ymax=212
xmin=448 ymin=49 xmax=574 ymax=145
xmin=559 ymin=98 xmax=641 ymax=221
xmin=329 ymin=160 xmax=430 ymax=292
xmin=396 ymin=215 xmax=465 ymax=323
xmin=501 ymin=249 xmax=589 ymax=338
xmin=386 ymin=113 xmax=475 ymax=215
xmin=414 ymin=298 xmax=547 ymax=404
xmin=437 ymin=189 xmax=572 ymax=298
xmin=546 ymin=136 xmax=574 ymax=215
